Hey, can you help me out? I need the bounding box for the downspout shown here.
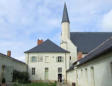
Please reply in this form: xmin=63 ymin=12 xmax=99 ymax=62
xmin=65 ymin=52 xmax=67 ymax=83
xmin=27 ymin=53 xmax=29 ymax=72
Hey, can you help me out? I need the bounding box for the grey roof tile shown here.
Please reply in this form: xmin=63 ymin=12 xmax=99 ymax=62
xmin=78 ymin=36 xmax=112 ymax=65
xmin=25 ymin=39 xmax=69 ymax=53
xmin=62 ymin=3 xmax=70 ymax=23
xmin=70 ymin=32 xmax=112 ymax=53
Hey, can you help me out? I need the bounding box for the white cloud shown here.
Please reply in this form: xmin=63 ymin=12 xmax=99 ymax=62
xmin=0 ymin=0 xmax=112 ymax=62
xmin=101 ymin=10 xmax=112 ymax=31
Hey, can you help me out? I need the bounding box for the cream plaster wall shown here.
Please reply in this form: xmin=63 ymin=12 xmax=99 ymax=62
xmin=67 ymin=52 xmax=112 ymax=86
xmin=61 ymin=22 xmax=77 ymax=65
xmin=25 ymin=53 xmax=70 ymax=82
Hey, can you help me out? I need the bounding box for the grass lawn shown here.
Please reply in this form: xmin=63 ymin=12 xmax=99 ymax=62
xmin=13 ymin=82 xmax=56 ymax=86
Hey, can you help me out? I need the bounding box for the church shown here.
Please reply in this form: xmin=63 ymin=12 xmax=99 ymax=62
xmin=25 ymin=3 xmax=112 ymax=86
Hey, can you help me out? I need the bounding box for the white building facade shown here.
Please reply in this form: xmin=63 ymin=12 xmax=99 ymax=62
xmin=25 ymin=39 xmax=70 ymax=82
xmin=67 ymin=37 xmax=112 ymax=86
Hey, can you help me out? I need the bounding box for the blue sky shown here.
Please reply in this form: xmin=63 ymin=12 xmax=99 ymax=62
xmin=0 ymin=0 xmax=112 ymax=62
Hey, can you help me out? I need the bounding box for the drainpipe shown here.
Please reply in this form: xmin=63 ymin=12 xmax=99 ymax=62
xmin=65 ymin=53 xmax=67 ymax=83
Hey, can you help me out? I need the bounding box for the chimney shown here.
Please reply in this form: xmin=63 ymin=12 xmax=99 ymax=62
xmin=7 ymin=50 xmax=11 ymax=57
xmin=77 ymin=52 xmax=83 ymax=60
xmin=37 ymin=39 xmax=43 ymax=45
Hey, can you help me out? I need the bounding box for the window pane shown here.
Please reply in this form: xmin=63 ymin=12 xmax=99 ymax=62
xmin=31 ymin=56 xmax=37 ymax=62
xmin=45 ymin=56 xmax=49 ymax=63
xmin=32 ymin=68 xmax=35 ymax=75
xmin=38 ymin=56 xmax=43 ymax=62
xmin=57 ymin=56 xmax=63 ymax=62
xmin=45 ymin=68 xmax=48 ymax=72
xmin=58 ymin=67 xmax=62 ymax=73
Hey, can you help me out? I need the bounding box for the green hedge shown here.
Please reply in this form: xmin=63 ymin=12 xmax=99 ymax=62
xmin=12 ymin=70 xmax=30 ymax=83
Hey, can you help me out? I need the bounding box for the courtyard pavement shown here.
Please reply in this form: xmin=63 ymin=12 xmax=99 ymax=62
xmin=57 ymin=82 xmax=68 ymax=86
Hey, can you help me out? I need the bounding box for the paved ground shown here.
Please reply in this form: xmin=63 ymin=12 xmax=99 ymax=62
xmin=57 ymin=82 xmax=68 ymax=86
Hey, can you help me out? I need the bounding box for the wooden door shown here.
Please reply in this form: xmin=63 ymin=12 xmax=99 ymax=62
xmin=45 ymin=68 xmax=48 ymax=80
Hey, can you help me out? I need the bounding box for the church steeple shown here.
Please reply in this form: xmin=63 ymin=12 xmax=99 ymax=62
xmin=62 ymin=3 xmax=70 ymax=23
xmin=61 ymin=3 xmax=70 ymax=44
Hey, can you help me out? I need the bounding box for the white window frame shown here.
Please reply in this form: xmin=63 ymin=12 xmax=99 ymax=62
xmin=57 ymin=56 xmax=63 ymax=62
xmin=45 ymin=56 xmax=49 ymax=63
xmin=31 ymin=56 xmax=37 ymax=62
xmin=32 ymin=67 xmax=35 ymax=75
xmin=38 ymin=56 xmax=43 ymax=62
xmin=58 ymin=67 xmax=62 ymax=74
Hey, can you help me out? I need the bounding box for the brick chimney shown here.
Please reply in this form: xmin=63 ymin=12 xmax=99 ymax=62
xmin=77 ymin=52 xmax=83 ymax=60
xmin=7 ymin=50 xmax=11 ymax=57
xmin=37 ymin=39 xmax=43 ymax=45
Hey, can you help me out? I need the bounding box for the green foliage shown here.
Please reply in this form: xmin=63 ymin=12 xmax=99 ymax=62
xmin=12 ymin=70 xmax=30 ymax=83
xmin=13 ymin=82 xmax=56 ymax=86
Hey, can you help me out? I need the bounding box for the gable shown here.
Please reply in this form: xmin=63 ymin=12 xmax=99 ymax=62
xmin=25 ymin=39 xmax=69 ymax=53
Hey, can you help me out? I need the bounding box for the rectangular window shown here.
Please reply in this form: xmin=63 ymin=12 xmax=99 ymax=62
xmin=38 ymin=56 xmax=43 ymax=62
xmin=45 ymin=68 xmax=48 ymax=72
xmin=58 ymin=67 xmax=62 ymax=74
xmin=31 ymin=56 xmax=37 ymax=62
xmin=70 ymin=56 xmax=71 ymax=60
xmin=57 ymin=56 xmax=63 ymax=62
xmin=45 ymin=56 xmax=49 ymax=63
xmin=32 ymin=67 xmax=35 ymax=75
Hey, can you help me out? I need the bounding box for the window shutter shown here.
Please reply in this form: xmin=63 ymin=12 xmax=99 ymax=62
xmin=56 ymin=57 xmax=58 ymax=62
xmin=62 ymin=57 xmax=64 ymax=62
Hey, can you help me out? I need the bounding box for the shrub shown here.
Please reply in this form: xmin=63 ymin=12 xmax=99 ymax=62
xmin=12 ymin=70 xmax=30 ymax=83
xmin=2 ymin=78 xmax=6 ymax=84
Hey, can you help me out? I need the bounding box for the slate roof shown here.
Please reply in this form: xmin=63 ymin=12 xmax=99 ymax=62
xmin=78 ymin=36 xmax=112 ymax=66
xmin=0 ymin=53 xmax=26 ymax=64
xmin=62 ymin=3 xmax=70 ymax=23
xmin=25 ymin=39 xmax=69 ymax=53
xmin=66 ymin=65 xmax=74 ymax=72
xmin=70 ymin=32 xmax=112 ymax=53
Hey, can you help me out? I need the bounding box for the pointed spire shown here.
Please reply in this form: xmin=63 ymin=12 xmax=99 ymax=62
xmin=62 ymin=3 xmax=70 ymax=23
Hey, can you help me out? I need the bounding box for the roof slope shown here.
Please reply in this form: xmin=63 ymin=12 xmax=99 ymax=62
xmin=70 ymin=32 xmax=112 ymax=53
xmin=25 ymin=39 xmax=69 ymax=53
xmin=0 ymin=53 xmax=26 ymax=64
xmin=78 ymin=36 xmax=112 ymax=65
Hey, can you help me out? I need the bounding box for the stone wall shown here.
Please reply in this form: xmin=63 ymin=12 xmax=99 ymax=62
xmin=0 ymin=54 xmax=27 ymax=83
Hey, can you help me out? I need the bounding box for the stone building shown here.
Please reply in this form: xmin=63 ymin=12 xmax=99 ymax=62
xmin=0 ymin=51 xmax=27 ymax=83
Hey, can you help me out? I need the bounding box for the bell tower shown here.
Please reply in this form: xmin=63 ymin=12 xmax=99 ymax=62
xmin=61 ymin=3 xmax=70 ymax=50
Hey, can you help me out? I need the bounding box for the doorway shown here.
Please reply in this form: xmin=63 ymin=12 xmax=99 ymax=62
xmin=45 ymin=68 xmax=48 ymax=80
xmin=58 ymin=74 xmax=62 ymax=82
